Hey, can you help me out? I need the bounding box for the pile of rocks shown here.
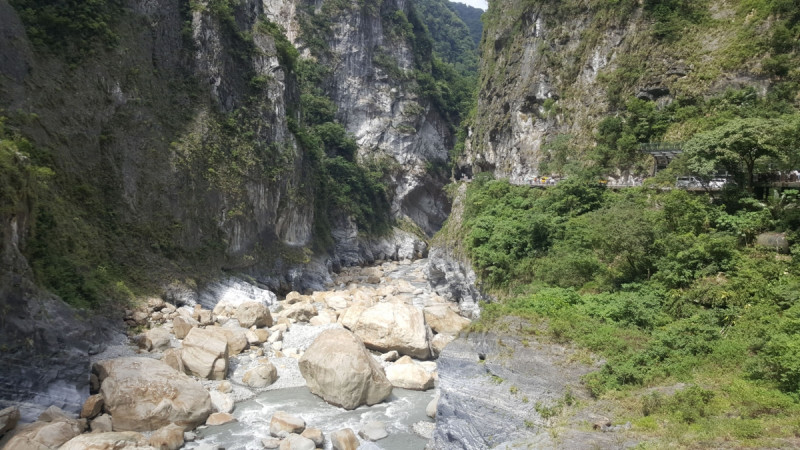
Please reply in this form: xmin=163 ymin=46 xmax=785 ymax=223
xmin=0 ymin=259 xmax=470 ymax=448
xmin=261 ymin=411 xmax=390 ymax=450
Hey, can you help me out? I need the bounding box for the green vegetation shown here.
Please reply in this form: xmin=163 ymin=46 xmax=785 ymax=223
xmin=592 ymin=86 xmax=800 ymax=176
xmin=447 ymin=2 xmax=483 ymax=47
xmin=461 ymin=172 xmax=800 ymax=445
xmin=414 ymin=0 xmax=480 ymax=75
xmin=10 ymin=0 xmax=122 ymax=57
xmin=1 ymin=116 xmax=136 ymax=309
xmin=287 ymin=29 xmax=392 ymax=238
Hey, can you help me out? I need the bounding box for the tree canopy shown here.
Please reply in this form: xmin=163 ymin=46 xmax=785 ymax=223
xmin=684 ymin=116 xmax=795 ymax=192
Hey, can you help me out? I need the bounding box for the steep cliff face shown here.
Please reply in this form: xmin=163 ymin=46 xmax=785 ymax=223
xmin=0 ymin=0 xmax=455 ymax=415
xmin=459 ymin=0 xmax=798 ymax=181
xmin=303 ymin=0 xmax=454 ymax=236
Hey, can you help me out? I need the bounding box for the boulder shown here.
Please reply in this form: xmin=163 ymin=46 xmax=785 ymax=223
xmin=37 ymin=405 xmax=77 ymax=423
xmin=144 ymin=327 xmax=172 ymax=352
xmin=94 ymin=357 xmax=211 ymax=431
xmin=423 ymin=304 xmax=470 ymax=335
xmin=181 ymin=327 xmax=229 ymax=380
xmin=385 ymin=359 xmax=435 ymax=390
xmin=59 ymin=431 xmax=149 ymax=450
xmin=204 ymin=278 xmax=276 ymax=315
xmin=246 ymin=329 xmax=269 ymax=345
xmin=80 ymin=394 xmax=104 ymax=419
xmin=756 ymin=232 xmax=790 ymax=254
xmin=218 ymin=326 xmax=249 ymax=355
xmin=193 ymin=307 xmax=214 ymax=326
xmin=301 ymin=427 xmax=324 ymax=447
xmin=309 ymin=309 xmax=337 ymax=326
xmin=2 ymin=419 xmax=84 ymax=449
xmin=148 ymin=423 xmax=185 ymax=450
xmin=162 ymin=348 xmax=185 ymax=374
xmin=217 ymin=381 xmax=232 ymax=393
xmin=236 ymin=302 xmax=273 ymax=328
xmin=338 ymin=302 xmax=369 ymax=330
xmin=279 ymin=433 xmax=316 ymax=450
xmin=90 ymin=414 xmax=113 ymax=433
xmin=270 ymin=411 xmax=305 ymax=438
xmin=285 ymin=291 xmax=302 ymax=303
xmin=172 ymin=316 xmax=198 ymax=340
xmin=0 ymin=406 xmax=20 ymax=436
xmin=427 ymin=392 xmax=439 ymax=419
xmin=209 ymin=391 xmax=234 ymax=414
xmin=262 ymin=437 xmax=281 ymax=449
xmin=431 ymin=333 xmax=456 ymax=358
xmin=358 ymin=421 xmax=388 ymax=441
xmin=205 ymin=412 xmax=236 ymax=426
xmin=242 ymin=361 xmax=279 ymax=388
xmin=298 ymin=328 xmax=392 ymax=410
xmin=352 ymin=302 xmax=430 ymax=359
xmin=325 ymin=295 xmax=349 ymax=310
xmin=279 ymin=302 xmax=318 ymax=322
xmin=330 ymin=428 xmax=359 ymax=450
xmin=148 ymin=297 xmax=166 ymax=311
xmin=381 ymin=350 xmax=399 ymax=362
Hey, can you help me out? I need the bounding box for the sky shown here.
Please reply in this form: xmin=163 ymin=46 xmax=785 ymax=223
xmin=453 ymin=0 xmax=488 ymax=10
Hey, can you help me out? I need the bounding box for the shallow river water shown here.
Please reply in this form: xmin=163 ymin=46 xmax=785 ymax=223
xmin=190 ymin=387 xmax=433 ymax=449
xmin=185 ymin=258 xmax=445 ymax=450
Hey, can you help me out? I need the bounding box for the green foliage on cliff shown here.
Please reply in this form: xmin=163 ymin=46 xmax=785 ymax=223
xmin=591 ymin=83 xmax=800 ymax=175
xmin=463 ymin=175 xmax=800 ymax=445
xmin=447 ymin=2 xmax=483 ymax=46
xmin=290 ymin=56 xmax=391 ymax=237
xmin=413 ymin=0 xmax=480 ymax=75
xmin=10 ymin=0 xmax=122 ymax=57
xmin=1 ymin=117 xmax=137 ymax=309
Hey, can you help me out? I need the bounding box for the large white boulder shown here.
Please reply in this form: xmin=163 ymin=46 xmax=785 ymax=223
xmin=236 ymin=302 xmax=273 ymax=328
xmin=330 ymin=428 xmax=359 ymax=450
xmin=298 ymin=329 xmax=392 ymax=410
xmin=423 ymin=304 xmax=470 ymax=335
xmin=172 ymin=316 xmax=198 ymax=339
xmin=279 ymin=302 xmax=318 ymax=322
xmin=243 ymin=360 xmax=279 ymax=388
xmin=94 ymin=357 xmax=211 ymax=431
xmin=352 ymin=302 xmax=431 ymax=359
xmin=181 ymin=328 xmax=229 ymax=380
xmin=269 ymin=411 xmax=305 ymax=438
xmin=385 ymin=357 xmax=434 ymax=391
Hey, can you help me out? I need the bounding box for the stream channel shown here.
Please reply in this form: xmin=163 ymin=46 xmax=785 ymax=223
xmin=186 ymin=258 xmax=452 ymax=449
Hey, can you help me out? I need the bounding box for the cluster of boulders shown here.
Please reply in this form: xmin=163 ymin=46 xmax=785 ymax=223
xmin=0 ymin=403 xmax=186 ymax=450
xmin=0 ymin=259 xmax=470 ymax=448
xmin=259 ymin=410 xmax=390 ymax=450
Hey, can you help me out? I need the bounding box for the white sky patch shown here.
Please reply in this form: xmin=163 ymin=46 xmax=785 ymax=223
xmin=452 ymin=0 xmax=488 ymax=11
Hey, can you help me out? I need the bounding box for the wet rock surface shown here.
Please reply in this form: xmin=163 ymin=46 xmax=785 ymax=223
xmin=434 ymin=326 xmax=638 ymax=449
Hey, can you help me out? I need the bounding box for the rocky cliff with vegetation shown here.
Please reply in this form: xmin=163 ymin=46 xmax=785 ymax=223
xmin=431 ymin=0 xmax=800 ymax=447
xmin=458 ymin=0 xmax=799 ymax=182
xmin=0 ymin=0 xmax=472 ymax=417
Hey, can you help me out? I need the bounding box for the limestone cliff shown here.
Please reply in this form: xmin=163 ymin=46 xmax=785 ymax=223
xmin=459 ymin=0 xmax=798 ymax=182
xmin=0 ymin=0 xmax=455 ymax=416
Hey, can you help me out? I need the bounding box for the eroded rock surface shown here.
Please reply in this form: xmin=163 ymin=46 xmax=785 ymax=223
xmin=94 ymin=357 xmax=211 ymax=432
xmin=298 ymin=329 xmax=392 ymax=410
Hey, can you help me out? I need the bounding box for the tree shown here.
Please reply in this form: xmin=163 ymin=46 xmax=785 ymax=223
xmin=684 ymin=117 xmax=783 ymax=193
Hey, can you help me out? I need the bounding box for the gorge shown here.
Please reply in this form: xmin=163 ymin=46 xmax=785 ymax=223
xmin=1 ymin=0 xmax=800 ymax=448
